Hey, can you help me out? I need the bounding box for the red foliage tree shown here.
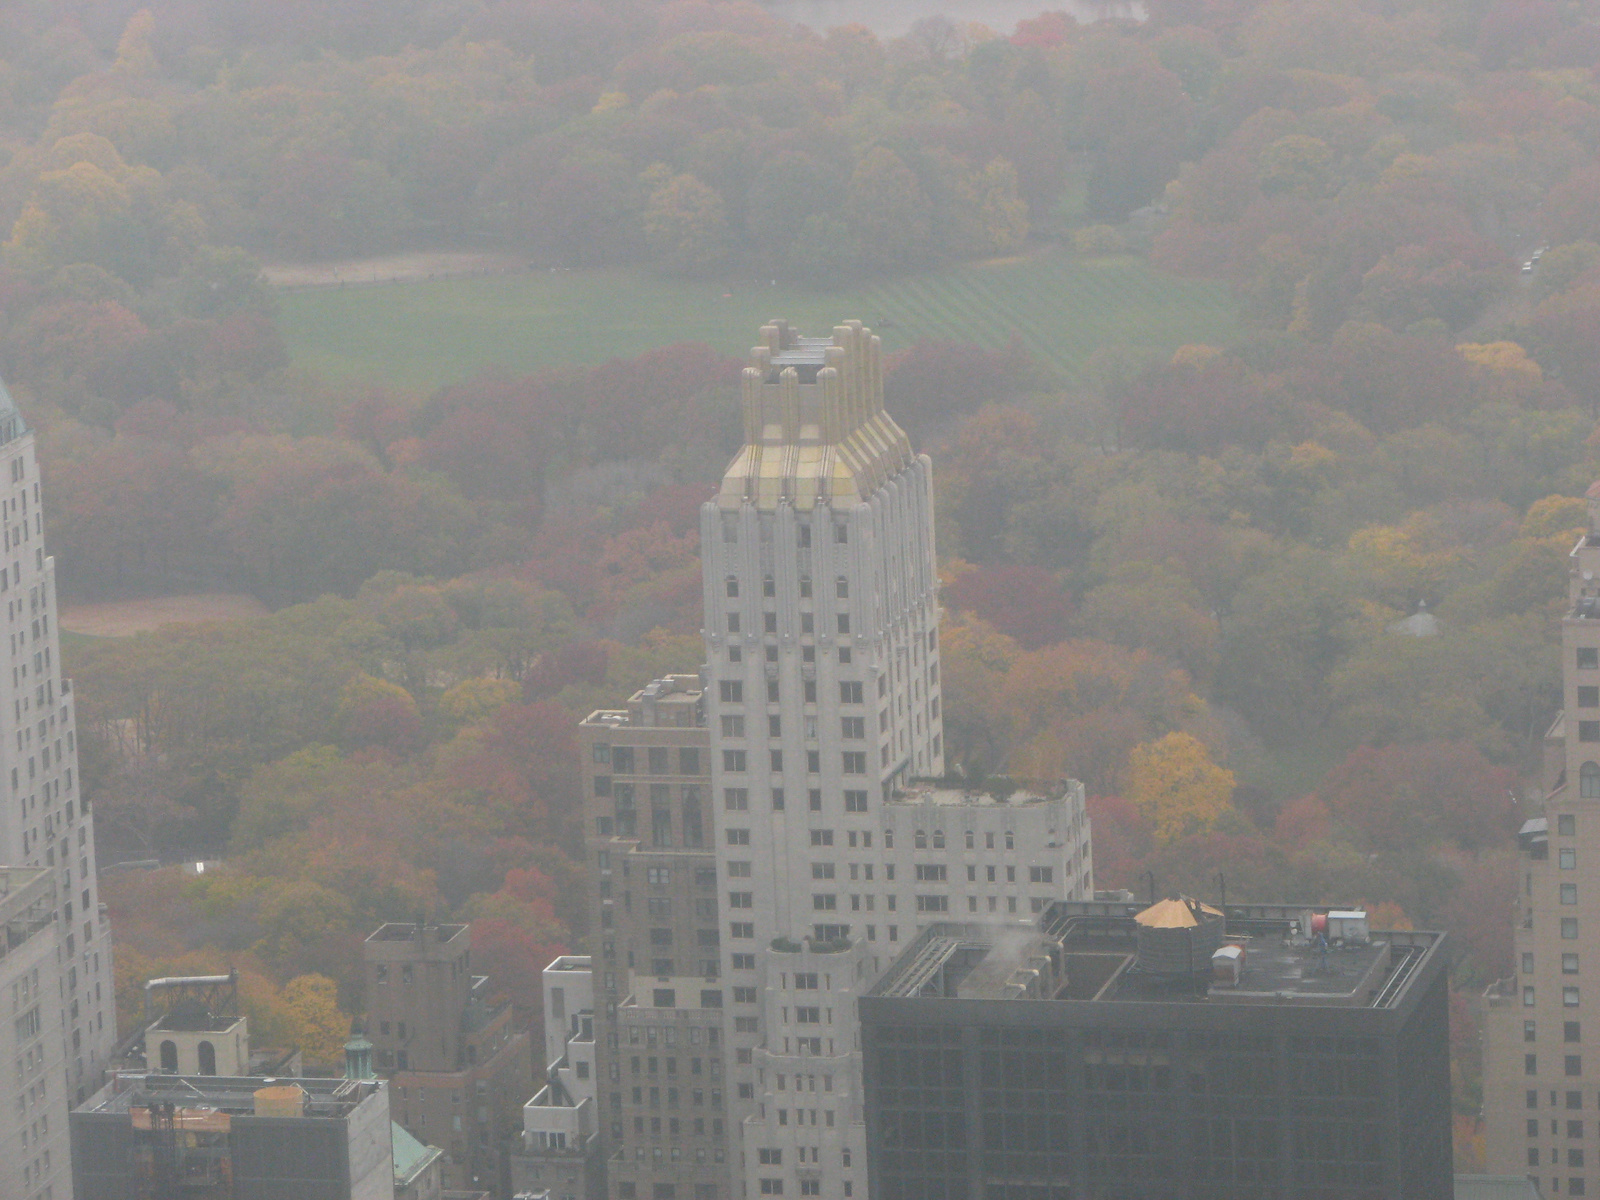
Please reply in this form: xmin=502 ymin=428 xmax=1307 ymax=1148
xmin=944 ymin=564 xmax=1074 ymax=649
xmin=1316 ymin=741 xmax=1517 ymax=853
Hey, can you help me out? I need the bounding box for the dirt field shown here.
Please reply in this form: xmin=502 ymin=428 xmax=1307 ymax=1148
xmin=59 ymin=593 xmax=269 ymax=638
xmin=262 ymin=251 xmax=527 ymax=289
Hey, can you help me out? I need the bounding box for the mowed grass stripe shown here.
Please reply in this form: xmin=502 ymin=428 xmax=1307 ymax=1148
xmin=275 ymin=252 xmax=1240 ymax=389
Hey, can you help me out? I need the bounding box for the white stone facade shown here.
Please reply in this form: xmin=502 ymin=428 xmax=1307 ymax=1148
xmin=700 ymin=322 xmax=1093 ymax=1199
xmin=0 ymin=867 xmax=71 ymax=1200
xmin=0 ymin=394 xmax=114 ymax=1113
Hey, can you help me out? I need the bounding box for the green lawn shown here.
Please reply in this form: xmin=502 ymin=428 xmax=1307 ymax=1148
xmin=275 ymin=251 xmax=1240 ymax=389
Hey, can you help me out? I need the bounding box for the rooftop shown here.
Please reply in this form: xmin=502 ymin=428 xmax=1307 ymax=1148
xmin=582 ymin=675 xmax=705 ymax=730
xmin=367 ymin=921 xmax=466 ymax=944
xmin=870 ymin=902 xmax=1443 ymax=1011
xmin=78 ymin=1072 xmax=384 ymax=1120
xmin=887 ymin=777 xmax=1083 ymax=807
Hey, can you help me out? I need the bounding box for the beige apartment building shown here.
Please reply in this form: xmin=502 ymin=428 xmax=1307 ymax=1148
xmin=1486 ymin=481 xmax=1600 ymax=1197
xmin=582 ymin=675 xmax=730 ymax=1200
xmin=364 ymin=920 xmax=534 ymax=1194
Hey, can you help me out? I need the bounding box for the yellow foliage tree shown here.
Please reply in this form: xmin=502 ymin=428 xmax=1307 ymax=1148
xmin=439 ymin=677 xmax=520 ymax=726
xmin=1521 ymin=494 xmax=1587 ymax=538
xmin=280 ymin=974 xmax=348 ymax=1069
xmin=1456 ymin=340 xmax=1542 ymax=383
xmin=1124 ymin=731 xmax=1235 ymax=843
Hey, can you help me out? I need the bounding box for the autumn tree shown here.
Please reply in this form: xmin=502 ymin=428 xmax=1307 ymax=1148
xmin=1123 ymin=731 xmax=1236 ymax=843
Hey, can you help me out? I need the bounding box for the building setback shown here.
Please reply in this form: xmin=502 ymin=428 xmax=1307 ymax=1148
xmin=364 ymin=921 xmax=535 ymax=1195
xmin=0 ymin=381 xmax=114 ymax=1105
xmin=860 ymin=901 xmax=1453 ymax=1200
xmin=1485 ymin=479 xmax=1600 ymax=1197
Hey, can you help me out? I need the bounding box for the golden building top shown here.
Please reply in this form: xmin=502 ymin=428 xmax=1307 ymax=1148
xmin=717 ymin=319 xmax=916 ymax=511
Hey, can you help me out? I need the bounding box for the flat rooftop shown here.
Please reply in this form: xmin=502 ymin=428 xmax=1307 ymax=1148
xmin=367 ymin=922 xmax=466 ymax=943
xmin=870 ymin=903 xmax=1442 ymax=1011
xmin=887 ymin=778 xmax=1081 ymax=807
xmin=78 ymin=1073 xmax=383 ymax=1119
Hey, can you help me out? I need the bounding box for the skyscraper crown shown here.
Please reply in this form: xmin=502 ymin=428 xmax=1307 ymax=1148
xmin=717 ymin=319 xmax=915 ymax=511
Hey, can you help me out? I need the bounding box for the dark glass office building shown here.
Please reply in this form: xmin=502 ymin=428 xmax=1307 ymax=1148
xmin=859 ymin=900 xmax=1452 ymax=1200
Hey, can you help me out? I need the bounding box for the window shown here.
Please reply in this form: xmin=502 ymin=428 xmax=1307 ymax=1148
xmin=758 ymin=1149 xmax=782 ymax=1165
xmin=763 ymin=576 xmax=775 ymax=598
xmin=837 ymin=614 xmax=850 ymax=634
xmin=842 ymin=752 xmax=866 ymax=774
xmin=1029 ymin=866 xmax=1053 ymax=883
xmin=1562 ymin=814 xmax=1579 ymax=836
xmin=1582 ymin=647 xmax=1600 ymax=669
xmin=727 ymin=612 xmax=741 ymax=633
xmin=840 ymin=681 xmax=863 ymax=704
xmin=1526 ymin=987 xmax=1537 ymax=1006
xmin=770 ymin=750 xmax=783 ymax=771
xmin=1583 ymin=687 xmax=1600 ymax=708
xmin=841 ymin=717 xmax=865 ymax=739
xmin=1526 ymin=953 xmax=1537 ymax=974
xmin=834 ymin=523 xmax=847 ymax=544
xmin=734 ymin=987 xmax=758 ymax=1004
xmin=1564 ymin=884 xmax=1579 ymax=905
xmin=1566 ymin=918 xmax=1581 ymax=940
xmin=844 ymin=790 xmax=867 ymax=812
xmin=1567 ymin=987 xmax=1582 ymax=1007
xmin=727 ymin=828 xmax=750 ymax=845
xmin=800 ymin=612 xmax=813 ymax=634
xmin=1527 ymin=1021 xmax=1539 ymax=1042
xmin=721 ymin=715 xmax=744 ymax=737
xmin=813 ymin=894 xmax=837 ymax=910
xmin=764 ymin=613 xmax=778 ymax=634
xmin=812 ymin=863 xmax=835 ymax=879
xmin=1564 ymin=848 xmax=1579 ymax=869
xmin=1566 ymin=954 xmax=1581 ymax=975
xmin=728 ymin=893 xmax=753 ymax=909
xmin=723 ymin=751 xmax=747 ymax=773
xmin=794 ymin=973 xmax=818 ymax=989
xmin=807 ymin=750 xmax=820 ymax=773
xmin=1527 ymin=1054 xmax=1539 ymax=1075
xmin=1568 ymin=1055 xmax=1583 ymax=1077
xmin=768 ymin=715 xmax=782 ymax=737
xmin=1569 ymin=1022 xmax=1583 ymax=1043
xmin=799 ymin=575 xmax=812 ymax=596
xmin=719 ymin=681 xmax=742 ymax=703
xmin=810 ymin=830 xmax=833 ymax=846
xmin=726 ymin=577 xmax=739 ymax=598
xmin=725 ymin=788 xmax=749 ymax=811
xmin=680 ymin=749 xmax=700 ymax=774
xmin=916 ymin=895 xmax=949 ymax=913
xmin=731 ymin=922 xmax=754 ymax=939
xmin=760 ymin=1181 xmax=784 ymax=1195
xmin=1581 ymin=721 xmax=1600 ymax=742
xmin=795 ymin=1006 xmax=820 ymax=1023
xmin=798 ymin=525 xmax=811 ymax=548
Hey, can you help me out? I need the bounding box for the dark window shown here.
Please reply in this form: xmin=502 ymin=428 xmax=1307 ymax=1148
xmin=1582 ymin=687 xmax=1600 ymax=708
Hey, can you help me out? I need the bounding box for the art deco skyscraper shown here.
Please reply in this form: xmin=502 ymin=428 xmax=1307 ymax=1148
xmin=0 ymin=381 xmax=116 ymax=1107
xmin=701 ymin=321 xmax=1091 ymax=1199
xmin=1485 ymin=481 xmax=1600 ymax=1195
